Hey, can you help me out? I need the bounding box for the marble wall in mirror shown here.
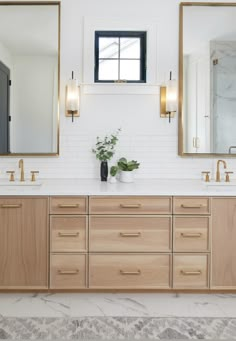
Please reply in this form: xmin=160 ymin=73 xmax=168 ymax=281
xmin=0 ymin=2 xmax=60 ymax=155
xmin=179 ymin=3 xmax=236 ymax=156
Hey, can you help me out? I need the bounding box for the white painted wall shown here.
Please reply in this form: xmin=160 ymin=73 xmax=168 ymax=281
xmin=1 ymin=0 xmax=236 ymax=180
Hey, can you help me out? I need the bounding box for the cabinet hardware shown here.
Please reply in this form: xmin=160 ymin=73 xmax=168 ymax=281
xmin=120 ymin=270 xmax=141 ymax=275
xmin=58 ymin=232 xmax=79 ymax=237
xmin=181 ymin=204 xmax=203 ymax=209
xmin=58 ymin=269 xmax=79 ymax=275
xmin=1 ymin=204 xmax=21 ymax=208
xmin=180 ymin=233 xmax=202 ymax=238
xmin=120 ymin=204 xmax=141 ymax=208
xmin=180 ymin=270 xmax=202 ymax=276
xmin=120 ymin=232 xmax=141 ymax=237
xmin=58 ymin=204 xmax=80 ymax=208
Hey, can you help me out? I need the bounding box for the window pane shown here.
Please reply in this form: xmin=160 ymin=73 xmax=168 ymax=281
xmin=99 ymin=59 xmax=119 ymax=80
xmin=120 ymin=60 xmax=140 ymax=80
xmin=99 ymin=38 xmax=119 ymax=58
xmin=120 ymin=38 xmax=140 ymax=58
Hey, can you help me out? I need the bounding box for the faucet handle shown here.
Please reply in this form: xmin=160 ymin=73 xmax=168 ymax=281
xmin=225 ymin=171 xmax=234 ymax=183
xmin=6 ymin=171 xmax=15 ymax=182
xmin=202 ymin=171 xmax=210 ymax=182
xmin=31 ymin=171 xmax=39 ymax=182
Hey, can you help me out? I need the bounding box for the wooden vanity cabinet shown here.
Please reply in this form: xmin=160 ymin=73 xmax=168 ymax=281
xmin=0 ymin=197 xmax=48 ymax=289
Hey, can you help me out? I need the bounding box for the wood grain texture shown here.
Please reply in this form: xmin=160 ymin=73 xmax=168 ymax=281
xmin=0 ymin=197 xmax=48 ymax=288
xmin=173 ymin=197 xmax=211 ymax=215
xmin=50 ymin=197 xmax=88 ymax=215
xmin=89 ymin=215 xmax=172 ymax=252
xmin=89 ymin=196 xmax=172 ymax=215
xmin=212 ymin=198 xmax=236 ymax=288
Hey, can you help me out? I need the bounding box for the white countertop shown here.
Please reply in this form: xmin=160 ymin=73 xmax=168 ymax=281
xmin=0 ymin=178 xmax=236 ymax=196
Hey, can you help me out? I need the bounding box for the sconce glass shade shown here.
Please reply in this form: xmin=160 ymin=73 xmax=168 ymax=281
xmin=66 ymin=79 xmax=79 ymax=112
xmin=166 ymin=79 xmax=177 ymax=112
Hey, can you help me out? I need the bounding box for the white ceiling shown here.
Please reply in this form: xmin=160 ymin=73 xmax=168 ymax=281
xmin=0 ymin=5 xmax=58 ymax=56
xmin=183 ymin=6 xmax=236 ymax=55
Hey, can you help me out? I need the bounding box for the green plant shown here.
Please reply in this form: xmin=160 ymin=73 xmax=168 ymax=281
xmin=117 ymin=157 xmax=140 ymax=172
xmin=92 ymin=129 xmax=121 ymax=161
xmin=110 ymin=165 xmax=118 ymax=177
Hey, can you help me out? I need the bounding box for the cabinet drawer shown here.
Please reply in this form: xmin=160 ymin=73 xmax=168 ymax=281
xmin=90 ymin=216 xmax=172 ymax=252
xmin=173 ymin=254 xmax=209 ymax=289
xmin=50 ymin=197 xmax=88 ymax=215
xmin=89 ymin=196 xmax=172 ymax=215
xmin=50 ymin=254 xmax=87 ymax=289
xmin=173 ymin=217 xmax=210 ymax=252
xmin=173 ymin=197 xmax=211 ymax=215
xmin=89 ymin=254 xmax=171 ymax=289
xmin=51 ymin=216 xmax=87 ymax=253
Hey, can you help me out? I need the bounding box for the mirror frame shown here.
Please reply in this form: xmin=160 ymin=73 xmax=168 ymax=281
xmin=0 ymin=1 xmax=60 ymax=157
xmin=179 ymin=2 xmax=236 ymax=157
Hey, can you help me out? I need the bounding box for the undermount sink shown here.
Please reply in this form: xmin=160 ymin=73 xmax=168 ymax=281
xmin=0 ymin=180 xmax=42 ymax=187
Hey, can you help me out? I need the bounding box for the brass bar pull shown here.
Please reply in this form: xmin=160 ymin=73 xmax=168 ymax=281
xmin=120 ymin=270 xmax=141 ymax=275
xmin=180 ymin=270 xmax=202 ymax=276
xmin=181 ymin=233 xmax=202 ymax=238
xmin=1 ymin=204 xmax=21 ymax=208
xmin=58 ymin=204 xmax=80 ymax=208
xmin=58 ymin=269 xmax=79 ymax=275
xmin=58 ymin=232 xmax=79 ymax=237
xmin=120 ymin=232 xmax=141 ymax=237
xmin=120 ymin=204 xmax=141 ymax=209
xmin=181 ymin=204 xmax=203 ymax=209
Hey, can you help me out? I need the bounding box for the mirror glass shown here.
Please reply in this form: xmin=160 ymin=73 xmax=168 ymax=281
xmin=0 ymin=3 xmax=59 ymax=155
xmin=180 ymin=4 xmax=236 ymax=155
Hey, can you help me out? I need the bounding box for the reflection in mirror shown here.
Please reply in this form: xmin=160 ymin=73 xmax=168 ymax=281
xmin=0 ymin=3 xmax=60 ymax=155
xmin=180 ymin=4 xmax=236 ymax=155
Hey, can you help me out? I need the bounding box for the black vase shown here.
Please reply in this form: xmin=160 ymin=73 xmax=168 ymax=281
xmin=100 ymin=161 xmax=108 ymax=181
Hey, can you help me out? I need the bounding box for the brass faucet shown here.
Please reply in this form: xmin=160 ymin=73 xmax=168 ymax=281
xmin=19 ymin=159 xmax=25 ymax=182
xmin=216 ymin=160 xmax=227 ymax=182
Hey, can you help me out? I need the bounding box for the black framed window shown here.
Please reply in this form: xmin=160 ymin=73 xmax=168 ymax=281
xmin=94 ymin=31 xmax=146 ymax=83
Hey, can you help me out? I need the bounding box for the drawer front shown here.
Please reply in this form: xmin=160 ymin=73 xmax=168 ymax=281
xmin=51 ymin=216 xmax=87 ymax=253
xmin=89 ymin=196 xmax=172 ymax=215
xmin=90 ymin=216 xmax=172 ymax=252
xmin=50 ymin=254 xmax=87 ymax=289
xmin=173 ymin=197 xmax=211 ymax=215
xmin=173 ymin=217 xmax=210 ymax=252
xmin=89 ymin=254 xmax=171 ymax=288
xmin=173 ymin=254 xmax=209 ymax=289
xmin=50 ymin=197 xmax=88 ymax=215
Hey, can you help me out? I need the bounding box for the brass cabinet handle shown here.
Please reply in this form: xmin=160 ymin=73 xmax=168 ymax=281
xmin=58 ymin=269 xmax=79 ymax=275
xmin=1 ymin=204 xmax=22 ymax=208
xmin=120 ymin=204 xmax=141 ymax=209
xmin=120 ymin=232 xmax=141 ymax=237
xmin=58 ymin=232 xmax=79 ymax=237
xmin=180 ymin=270 xmax=202 ymax=276
xmin=180 ymin=233 xmax=202 ymax=238
xmin=181 ymin=204 xmax=203 ymax=209
xmin=58 ymin=204 xmax=80 ymax=208
xmin=120 ymin=270 xmax=141 ymax=275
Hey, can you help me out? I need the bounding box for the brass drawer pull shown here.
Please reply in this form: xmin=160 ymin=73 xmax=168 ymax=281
xmin=120 ymin=270 xmax=141 ymax=275
xmin=1 ymin=204 xmax=22 ymax=208
xmin=58 ymin=269 xmax=79 ymax=275
xmin=58 ymin=232 xmax=79 ymax=237
xmin=120 ymin=204 xmax=141 ymax=209
xmin=58 ymin=204 xmax=80 ymax=208
xmin=181 ymin=204 xmax=203 ymax=209
xmin=181 ymin=233 xmax=202 ymax=238
xmin=180 ymin=270 xmax=202 ymax=276
xmin=120 ymin=232 xmax=141 ymax=237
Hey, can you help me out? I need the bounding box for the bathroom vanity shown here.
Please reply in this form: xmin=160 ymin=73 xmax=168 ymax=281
xmin=0 ymin=179 xmax=235 ymax=292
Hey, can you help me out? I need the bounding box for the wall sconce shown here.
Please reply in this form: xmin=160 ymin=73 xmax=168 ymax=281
xmin=66 ymin=71 xmax=80 ymax=122
xmin=160 ymin=71 xmax=177 ymax=123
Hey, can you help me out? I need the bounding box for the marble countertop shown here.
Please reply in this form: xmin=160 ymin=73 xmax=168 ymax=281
xmin=0 ymin=178 xmax=236 ymax=196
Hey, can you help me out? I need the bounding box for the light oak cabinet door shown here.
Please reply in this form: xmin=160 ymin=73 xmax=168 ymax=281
xmin=0 ymin=197 xmax=48 ymax=289
xmin=212 ymin=198 xmax=236 ymax=289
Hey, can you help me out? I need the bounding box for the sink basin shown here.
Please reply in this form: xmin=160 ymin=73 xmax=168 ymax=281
xmin=0 ymin=180 xmax=42 ymax=187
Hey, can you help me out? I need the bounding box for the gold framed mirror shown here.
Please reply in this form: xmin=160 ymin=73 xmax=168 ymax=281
xmin=179 ymin=2 xmax=236 ymax=156
xmin=0 ymin=1 xmax=60 ymax=156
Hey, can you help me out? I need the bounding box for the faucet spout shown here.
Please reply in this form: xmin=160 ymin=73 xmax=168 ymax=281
xmin=216 ymin=160 xmax=227 ymax=182
xmin=19 ymin=159 xmax=25 ymax=182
